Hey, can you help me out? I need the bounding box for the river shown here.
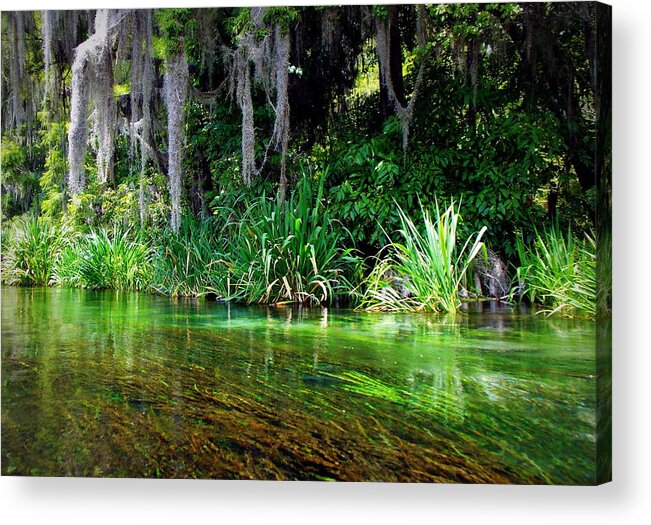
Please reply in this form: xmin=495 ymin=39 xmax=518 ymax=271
xmin=1 ymin=286 xmax=598 ymax=483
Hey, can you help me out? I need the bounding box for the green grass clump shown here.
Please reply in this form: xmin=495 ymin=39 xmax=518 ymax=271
xmin=514 ymin=224 xmax=596 ymax=318
xmin=54 ymin=226 xmax=151 ymax=291
xmin=1 ymin=215 xmax=71 ymax=286
xmin=225 ymin=175 xmax=358 ymax=305
xmin=358 ymin=201 xmax=487 ymax=313
xmin=149 ymin=217 xmax=227 ymax=298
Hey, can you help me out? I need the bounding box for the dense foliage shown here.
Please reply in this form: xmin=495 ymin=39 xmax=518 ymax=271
xmin=358 ymin=202 xmax=486 ymax=313
xmin=149 ymin=217 xmax=226 ymax=298
xmin=1 ymin=4 xmax=609 ymax=317
xmin=513 ymin=225 xmax=596 ymax=318
xmin=2 ymin=215 xmax=69 ymax=286
xmin=55 ymin=227 xmax=152 ymax=291
xmin=225 ymin=175 xmax=358 ymax=305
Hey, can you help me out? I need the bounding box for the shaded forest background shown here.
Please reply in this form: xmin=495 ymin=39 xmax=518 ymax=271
xmin=0 ymin=3 xmax=610 ymax=313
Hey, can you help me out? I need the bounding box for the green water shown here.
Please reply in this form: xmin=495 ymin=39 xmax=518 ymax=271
xmin=1 ymin=287 xmax=598 ymax=483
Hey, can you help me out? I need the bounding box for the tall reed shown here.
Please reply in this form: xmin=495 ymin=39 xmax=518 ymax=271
xmin=514 ymin=224 xmax=596 ymax=318
xmin=358 ymin=202 xmax=487 ymax=313
xmin=54 ymin=226 xmax=152 ymax=291
xmin=2 ymin=215 xmax=71 ymax=286
xmin=149 ymin=217 xmax=227 ymax=298
xmin=226 ymin=175 xmax=358 ymax=305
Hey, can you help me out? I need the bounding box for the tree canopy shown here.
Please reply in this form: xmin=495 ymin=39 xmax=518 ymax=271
xmin=1 ymin=4 xmax=608 ymax=257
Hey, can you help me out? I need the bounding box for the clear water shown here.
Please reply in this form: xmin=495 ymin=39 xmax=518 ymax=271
xmin=1 ymin=287 xmax=598 ymax=483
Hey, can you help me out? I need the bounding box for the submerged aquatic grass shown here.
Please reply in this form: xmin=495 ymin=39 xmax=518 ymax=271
xmin=514 ymin=224 xmax=596 ymax=318
xmin=358 ymin=201 xmax=487 ymax=313
xmin=324 ymin=370 xmax=464 ymax=419
xmin=323 ymin=369 xmax=562 ymax=483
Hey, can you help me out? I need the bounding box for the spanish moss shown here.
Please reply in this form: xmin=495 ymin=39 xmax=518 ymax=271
xmin=235 ymin=50 xmax=257 ymax=187
xmin=67 ymin=48 xmax=89 ymax=194
xmin=67 ymin=9 xmax=127 ymax=193
xmin=41 ymin=11 xmax=55 ymax=104
xmin=163 ymin=51 xmax=189 ymax=233
xmin=228 ymin=7 xmax=294 ymax=191
xmin=139 ymin=10 xmax=155 ymax=225
xmin=271 ymin=26 xmax=291 ymax=200
xmin=4 ymin=12 xmax=26 ymax=131
xmin=94 ymin=32 xmax=116 ymax=185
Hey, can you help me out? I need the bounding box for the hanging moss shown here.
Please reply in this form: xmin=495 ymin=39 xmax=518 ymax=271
xmin=234 ymin=48 xmax=257 ymax=187
xmin=41 ymin=11 xmax=55 ymax=103
xmin=139 ymin=10 xmax=155 ymax=226
xmin=40 ymin=10 xmax=88 ymax=122
xmin=228 ymin=8 xmax=267 ymax=187
xmin=64 ymin=10 xmax=80 ymax=63
xmin=68 ymin=49 xmax=89 ymax=194
xmin=227 ymin=6 xmax=295 ymax=193
xmin=94 ymin=39 xmax=116 ymax=185
xmin=163 ymin=51 xmax=189 ymax=233
xmin=126 ymin=10 xmax=156 ymax=225
xmin=67 ymin=9 xmax=127 ymax=193
xmin=129 ymin=11 xmax=142 ymax=160
xmin=271 ymin=26 xmax=290 ymax=199
xmin=4 ymin=12 xmax=26 ymax=131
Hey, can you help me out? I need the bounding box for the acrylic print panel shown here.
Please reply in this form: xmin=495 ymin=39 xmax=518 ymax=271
xmin=1 ymin=3 xmax=611 ymax=484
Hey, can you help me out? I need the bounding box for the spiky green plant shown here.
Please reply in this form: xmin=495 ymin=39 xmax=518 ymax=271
xmin=149 ymin=216 xmax=227 ymax=298
xmin=2 ymin=215 xmax=72 ymax=286
xmin=596 ymin=228 xmax=612 ymax=317
xmin=54 ymin=226 xmax=151 ymax=291
xmin=358 ymin=201 xmax=487 ymax=313
xmin=225 ymin=175 xmax=358 ymax=305
xmin=514 ymin=224 xmax=596 ymax=318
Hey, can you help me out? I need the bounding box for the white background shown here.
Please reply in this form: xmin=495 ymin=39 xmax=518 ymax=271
xmin=1 ymin=1 xmax=649 ymax=523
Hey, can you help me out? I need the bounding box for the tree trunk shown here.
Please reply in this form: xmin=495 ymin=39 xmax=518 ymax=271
xmin=466 ymin=38 xmax=479 ymax=135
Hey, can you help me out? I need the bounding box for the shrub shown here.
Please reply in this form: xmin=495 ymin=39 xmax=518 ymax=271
xmin=225 ymin=174 xmax=359 ymax=305
xmin=513 ymin=225 xmax=596 ymax=318
xmin=54 ymin=227 xmax=151 ymax=291
xmin=149 ymin=217 xmax=227 ymax=298
xmin=2 ymin=215 xmax=71 ymax=286
xmin=357 ymin=201 xmax=487 ymax=313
